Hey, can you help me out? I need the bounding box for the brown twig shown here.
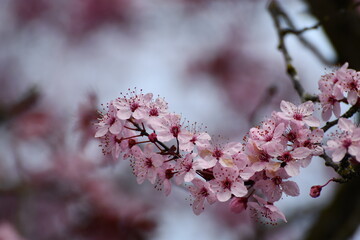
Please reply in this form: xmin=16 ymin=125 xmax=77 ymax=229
xmin=268 ymin=1 xmax=306 ymax=101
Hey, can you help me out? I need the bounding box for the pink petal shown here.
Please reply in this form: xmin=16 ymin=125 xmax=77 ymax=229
xmin=95 ymin=126 xmax=108 ymax=138
xmin=311 ymin=129 xmax=324 ymax=142
xmin=267 ymin=187 xmax=282 ymax=202
xmin=322 ymin=108 xmax=332 ymax=122
xmin=109 ymin=120 xmax=122 ymax=134
xmin=292 ymin=147 xmax=312 ymax=159
xmin=284 ymin=162 xmax=300 ymax=176
xmin=117 ymin=110 xmax=132 ymax=120
xmin=231 ymin=181 xmax=248 ymax=197
xmin=133 ymin=107 xmax=148 ymax=120
xmin=280 ymin=101 xmax=296 ymax=116
xmin=163 ymin=180 xmax=172 ymax=196
xmin=281 ymin=181 xmax=300 ymax=196
xmin=352 ymin=129 xmax=360 ymax=141
xmin=273 ymin=123 xmax=285 ymax=138
xmin=184 ymin=172 xmax=196 ymax=182
xmin=301 ymin=158 xmax=311 ymax=168
xmin=144 ymin=93 xmax=153 ymax=102
xmin=338 ymin=118 xmax=355 ymax=132
xmin=303 ymin=116 xmax=320 ymax=127
xmin=217 ymin=190 xmax=232 ymax=202
xmin=348 ymin=144 xmax=360 ymax=157
xmin=192 ymin=198 xmax=205 ymax=215
xmin=348 ymin=91 xmax=358 ymax=105
xmin=332 ymin=148 xmax=347 ymax=162
xmin=299 ymin=101 xmax=314 ymax=115
xmin=333 ymin=101 xmax=341 ymax=118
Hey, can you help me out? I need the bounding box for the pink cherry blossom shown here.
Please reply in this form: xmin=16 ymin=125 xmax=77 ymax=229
xmin=248 ymin=195 xmax=287 ymax=223
xmin=325 ymin=118 xmax=360 ymax=162
xmin=210 ymin=163 xmax=247 ymax=202
xmin=318 ymin=82 xmax=343 ymax=121
xmin=131 ymin=144 xmax=164 ymax=184
xmin=249 ymin=118 xmax=285 ymax=148
xmin=157 ymin=162 xmax=175 ymax=196
xmin=174 ymin=153 xmax=213 ymax=184
xmin=99 ymin=127 xmax=136 ymax=160
xmin=255 ymin=169 xmax=299 ymax=202
xmin=150 ymin=113 xmax=190 ymax=144
xmin=188 ymin=178 xmax=217 ymax=215
xmin=277 ymin=147 xmax=312 ymax=176
xmin=113 ymin=92 xmax=153 ymax=120
xmin=232 ymin=152 xmax=257 ymax=180
xmin=179 ymin=131 xmax=211 ymax=152
xmin=145 ymin=97 xmax=169 ymax=126
xmin=337 ymin=66 xmax=360 ymax=105
xmin=199 ymin=142 xmax=242 ymax=168
xmin=296 ymin=128 xmax=324 ymax=158
xmin=95 ymin=102 xmax=124 ymax=137
xmin=277 ymin=100 xmax=320 ymax=127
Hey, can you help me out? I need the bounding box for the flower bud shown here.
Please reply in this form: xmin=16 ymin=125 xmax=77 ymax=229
xmin=229 ymin=197 xmax=248 ymax=213
xmin=148 ymin=133 xmax=157 ymax=143
xmin=310 ymin=185 xmax=322 ymax=198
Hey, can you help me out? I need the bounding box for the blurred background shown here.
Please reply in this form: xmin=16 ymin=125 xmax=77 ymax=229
xmin=0 ymin=0 xmax=359 ymax=239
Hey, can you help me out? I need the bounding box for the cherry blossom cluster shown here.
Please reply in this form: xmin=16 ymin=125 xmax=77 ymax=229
xmin=325 ymin=118 xmax=360 ymax=163
xmin=318 ymin=63 xmax=360 ymax=121
xmin=94 ymin=88 xmax=331 ymax=224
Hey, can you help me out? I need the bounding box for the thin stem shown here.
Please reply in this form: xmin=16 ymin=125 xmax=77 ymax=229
xmin=268 ymin=1 xmax=306 ymax=101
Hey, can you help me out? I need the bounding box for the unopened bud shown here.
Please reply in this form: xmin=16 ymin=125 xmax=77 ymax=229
xmin=229 ymin=197 xmax=248 ymax=213
xmin=310 ymin=185 xmax=322 ymax=198
xmin=128 ymin=139 xmax=137 ymax=148
xmin=148 ymin=133 xmax=157 ymax=143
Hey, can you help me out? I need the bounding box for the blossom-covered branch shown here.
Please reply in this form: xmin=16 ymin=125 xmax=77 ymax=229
xmin=95 ymin=61 xmax=360 ymax=224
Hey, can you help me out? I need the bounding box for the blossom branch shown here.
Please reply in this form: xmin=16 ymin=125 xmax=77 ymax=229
xmin=269 ymin=1 xmax=331 ymax=67
xmin=268 ymin=1 xmax=305 ymax=101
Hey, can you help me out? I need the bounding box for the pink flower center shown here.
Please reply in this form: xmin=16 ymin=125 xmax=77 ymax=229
xmin=149 ymin=108 xmax=159 ymax=116
xmin=184 ymin=163 xmax=192 ymax=172
xmin=348 ymin=81 xmax=357 ymax=91
xmin=286 ymin=132 xmax=297 ymax=142
xmin=303 ymin=140 xmax=312 ymax=148
xmin=145 ymin=158 xmax=153 ymax=168
xmin=279 ymin=152 xmax=293 ymax=162
xmin=264 ymin=134 xmax=273 ymax=142
xmin=259 ymin=151 xmax=270 ymax=162
xmin=212 ymin=149 xmax=223 ymax=159
xmin=130 ymin=102 xmax=140 ymax=112
xmin=165 ymin=169 xmax=174 ymax=179
xmin=109 ymin=116 xmax=116 ymax=125
xmin=222 ymin=178 xmax=232 ymax=190
xmin=293 ymin=113 xmax=303 ymax=121
xmin=342 ymin=138 xmax=352 ymax=149
xmin=170 ymin=125 xmax=180 ymax=137
xmin=272 ymin=176 xmax=282 ymax=185
xmin=328 ymin=96 xmax=336 ymax=105
xmin=190 ymin=136 xmax=197 ymax=144
xmin=199 ymin=187 xmax=209 ymax=197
